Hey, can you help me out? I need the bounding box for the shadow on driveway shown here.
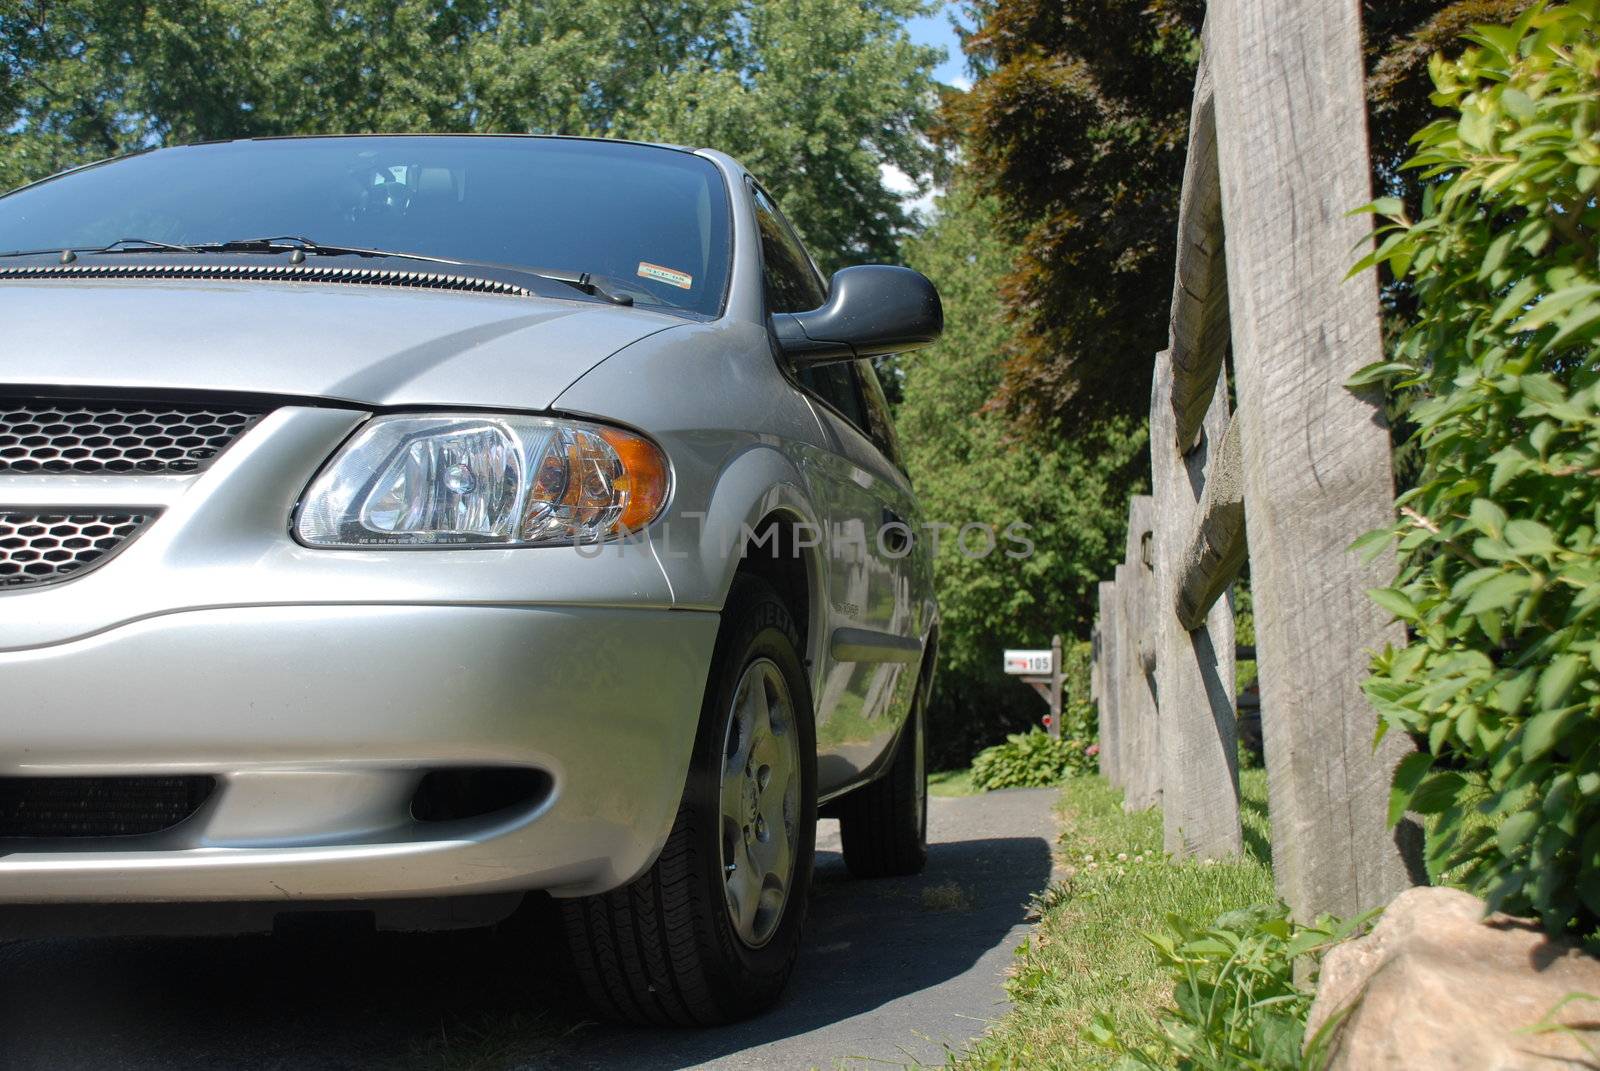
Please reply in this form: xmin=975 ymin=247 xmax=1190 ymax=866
xmin=0 ymin=792 xmax=1058 ymax=1070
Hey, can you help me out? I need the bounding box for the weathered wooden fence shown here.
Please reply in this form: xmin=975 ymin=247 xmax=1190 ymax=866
xmin=1091 ymin=0 xmax=1423 ymax=921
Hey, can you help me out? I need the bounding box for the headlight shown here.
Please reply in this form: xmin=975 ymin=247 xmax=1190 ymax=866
xmin=295 ymin=413 xmax=669 ymax=547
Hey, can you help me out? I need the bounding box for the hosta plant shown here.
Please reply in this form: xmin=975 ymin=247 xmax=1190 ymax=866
xmin=970 ymin=727 xmax=1093 ymax=790
xmin=1354 ymin=1 xmax=1600 ymax=936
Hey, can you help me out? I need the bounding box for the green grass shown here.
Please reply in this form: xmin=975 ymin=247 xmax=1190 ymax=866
xmin=929 ymin=768 xmax=978 ymax=797
xmin=946 ymin=769 xmax=1277 ymax=1070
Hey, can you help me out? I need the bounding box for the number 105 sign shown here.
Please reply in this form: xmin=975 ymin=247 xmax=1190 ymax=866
xmin=1003 ymin=650 xmax=1054 ymax=675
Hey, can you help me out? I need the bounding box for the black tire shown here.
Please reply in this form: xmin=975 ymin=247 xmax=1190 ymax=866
xmin=837 ymin=678 xmax=928 ymax=878
xmin=560 ymin=574 xmax=817 ymax=1026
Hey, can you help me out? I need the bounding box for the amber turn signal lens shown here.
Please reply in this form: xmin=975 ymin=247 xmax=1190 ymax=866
xmin=600 ymin=426 xmax=671 ymax=532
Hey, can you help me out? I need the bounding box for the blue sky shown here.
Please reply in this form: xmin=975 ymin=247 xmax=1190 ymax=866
xmin=906 ymin=3 xmax=973 ymax=89
xmin=882 ymin=3 xmax=974 ymax=212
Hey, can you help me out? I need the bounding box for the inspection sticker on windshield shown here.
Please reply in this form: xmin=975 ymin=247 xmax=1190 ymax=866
xmin=637 ymin=261 xmax=694 ymax=289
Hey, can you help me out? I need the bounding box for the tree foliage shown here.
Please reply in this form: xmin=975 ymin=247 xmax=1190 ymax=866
xmin=1367 ymin=0 xmax=1538 ymax=190
xmin=899 ymin=184 xmax=1146 ymax=766
xmin=954 ymin=0 xmax=1203 ymax=428
xmin=1357 ymin=1 xmax=1600 ymax=936
xmin=951 ymin=0 xmax=1547 ymax=431
xmin=0 ymin=0 xmax=942 ymax=269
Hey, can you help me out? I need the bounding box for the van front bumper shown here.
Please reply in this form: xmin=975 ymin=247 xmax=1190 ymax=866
xmin=0 ymin=602 xmax=720 ymax=903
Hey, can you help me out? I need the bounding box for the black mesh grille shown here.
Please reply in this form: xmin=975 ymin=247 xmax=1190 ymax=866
xmin=0 ymin=511 xmax=155 ymax=588
xmin=0 ymin=399 xmax=265 ymax=474
xmin=0 ymin=776 xmax=215 ymax=838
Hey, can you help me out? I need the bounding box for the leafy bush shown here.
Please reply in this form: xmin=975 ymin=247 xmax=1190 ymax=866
xmin=1355 ymin=2 xmax=1600 ymax=935
xmin=970 ymin=729 xmax=1093 ymax=791
xmin=1089 ymin=904 xmax=1360 ymax=1070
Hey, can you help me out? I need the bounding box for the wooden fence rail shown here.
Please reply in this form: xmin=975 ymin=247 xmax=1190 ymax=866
xmin=1090 ymin=0 xmax=1422 ymax=921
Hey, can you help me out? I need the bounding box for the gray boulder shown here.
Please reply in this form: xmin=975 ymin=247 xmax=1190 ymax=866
xmin=1307 ymin=885 xmax=1600 ymax=1069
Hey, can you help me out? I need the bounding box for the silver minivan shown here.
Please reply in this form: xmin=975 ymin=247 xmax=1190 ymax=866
xmin=0 ymin=134 xmax=941 ymax=1024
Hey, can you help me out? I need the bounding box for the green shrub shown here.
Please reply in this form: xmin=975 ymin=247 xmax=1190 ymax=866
xmin=1089 ymin=904 xmax=1361 ymax=1071
xmin=970 ymin=729 xmax=1093 ymax=791
xmin=1356 ymin=1 xmax=1600 ymax=935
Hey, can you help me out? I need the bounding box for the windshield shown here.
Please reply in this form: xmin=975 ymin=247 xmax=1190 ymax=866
xmin=0 ymin=136 xmax=732 ymax=316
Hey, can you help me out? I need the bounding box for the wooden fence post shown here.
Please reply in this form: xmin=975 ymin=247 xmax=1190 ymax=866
xmin=1096 ymin=579 xmax=1123 ymax=787
xmin=1114 ymin=563 xmax=1136 ymax=791
xmin=1090 ymin=619 xmax=1102 ymax=708
xmin=1152 ymin=350 xmax=1240 ymax=859
xmin=1049 ymin=633 xmax=1064 ymax=739
xmin=1208 ymin=0 xmax=1420 ymax=918
xmin=1119 ymin=496 xmax=1161 ymax=811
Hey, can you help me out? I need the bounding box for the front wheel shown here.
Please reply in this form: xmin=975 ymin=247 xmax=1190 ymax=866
xmin=560 ymin=575 xmax=817 ymax=1025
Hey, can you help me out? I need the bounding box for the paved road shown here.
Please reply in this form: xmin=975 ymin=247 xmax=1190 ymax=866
xmin=0 ymin=788 xmax=1060 ymax=1071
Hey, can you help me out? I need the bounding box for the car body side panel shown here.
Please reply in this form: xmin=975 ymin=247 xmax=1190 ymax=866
xmin=799 ymin=402 xmax=922 ymax=790
xmin=553 ymin=317 xmax=936 ymax=801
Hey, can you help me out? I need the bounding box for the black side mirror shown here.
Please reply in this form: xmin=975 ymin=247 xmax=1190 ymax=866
xmin=772 ymin=265 xmax=943 ymax=366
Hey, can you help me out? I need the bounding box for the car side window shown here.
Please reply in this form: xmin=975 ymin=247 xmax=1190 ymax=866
xmin=798 ymin=362 xmax=869 ymax=431
xmin=749 ymin=182 xmax=877 ymax=443
xmin=751 ymin=184 xmax=825 ymax=314
xmin=854 ymin=360 xmax=905 ymax=469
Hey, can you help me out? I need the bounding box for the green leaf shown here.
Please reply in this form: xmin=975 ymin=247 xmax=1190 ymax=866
xmin=1351 ymin=196 xmax=1405 ymax=219
xmin=1516 ymin=376 xmax=1568 ymax=409
xmin=1349 ymin=528 xmax=1394 ymax=562
xmin=1463 ymin=571 xmax=1531 ymax=616
xmin=1537 ymin=655 xmax=1585 ymax=709
xmin=1498 ymin=809 xmax=1541 ymax=857
xmin=1503 ymin=518 xmax=1559 ymax=557
xmin=1412 ymin=771 xmax=1467 ymax=814
xmin=1345 ymin=361 xmax=1411 ymax=388
xmin=1479 ymin=230 xmax=1516 ymax=280
xmin=1469 ymin=498 xmax=1508 ymax=539
xmin=1491 ymin=669 xmax=1538 ymax=714
xmin=1369 ymin=587 xmax=1419 ymax=621
xmin=1514 ymin=287 xmax=1600 ymax=334
xmin=1491 ymin=276 xmax=1541 ymax=326
xmin=1546 ymin=303 xmax=1600 ymax=350
xmin=1523 ymin=705 xmax=1580 ymax=762
xmin=1501 ymin=87 xmax=1536 ymax=121
xmin=1488 ymin=443 xmax=1536 ymax=493
xmin=1389 ymin=751 xmax=1434 ymax=826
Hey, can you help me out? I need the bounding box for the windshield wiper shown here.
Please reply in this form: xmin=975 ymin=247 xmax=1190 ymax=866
xmin=199 ymin=236 xmax=635 ymax=306
xmin=197 ymin=235 xmax=437 ymax=261
xmin=0 ymin=234 xmax=637 ymax=306
xmin=0 ymin=237 xmax=204 ymax=260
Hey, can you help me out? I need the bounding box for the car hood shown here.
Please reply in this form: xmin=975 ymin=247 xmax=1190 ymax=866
xmin=0 ymin=278 xmax=686 ymax=409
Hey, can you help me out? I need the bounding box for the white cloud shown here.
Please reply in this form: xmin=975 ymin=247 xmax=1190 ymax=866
xmin=880 ymin=161 xmax=942 ymax=222
xmin=879 ymin=162 xmax=939 ymax=221
xmin=880 ymin=162 xmax=919 ymax=196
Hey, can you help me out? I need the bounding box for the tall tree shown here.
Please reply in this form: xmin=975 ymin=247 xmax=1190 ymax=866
xmin=955 ymin=0 xmax=1204 ymax=429
xmin=0 ymin=0 xmax=941 ymax=268
xmin=899 ymin=183 xmax=1146 ymax=765
xmin=954 ymin=0 xmax=1538 ymax=431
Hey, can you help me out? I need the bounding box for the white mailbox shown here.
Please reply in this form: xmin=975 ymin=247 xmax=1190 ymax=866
xmin=1003 ymin=649 xmax=1053 ymax=675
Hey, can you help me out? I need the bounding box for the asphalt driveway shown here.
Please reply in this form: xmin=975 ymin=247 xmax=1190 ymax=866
xmin=0 ymin=788 xmax=1059 ymax=1071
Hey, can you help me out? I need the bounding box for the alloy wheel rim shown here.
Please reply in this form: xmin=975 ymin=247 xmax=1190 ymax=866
xmin=718 ymin=658 xmax=800 ymax=949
